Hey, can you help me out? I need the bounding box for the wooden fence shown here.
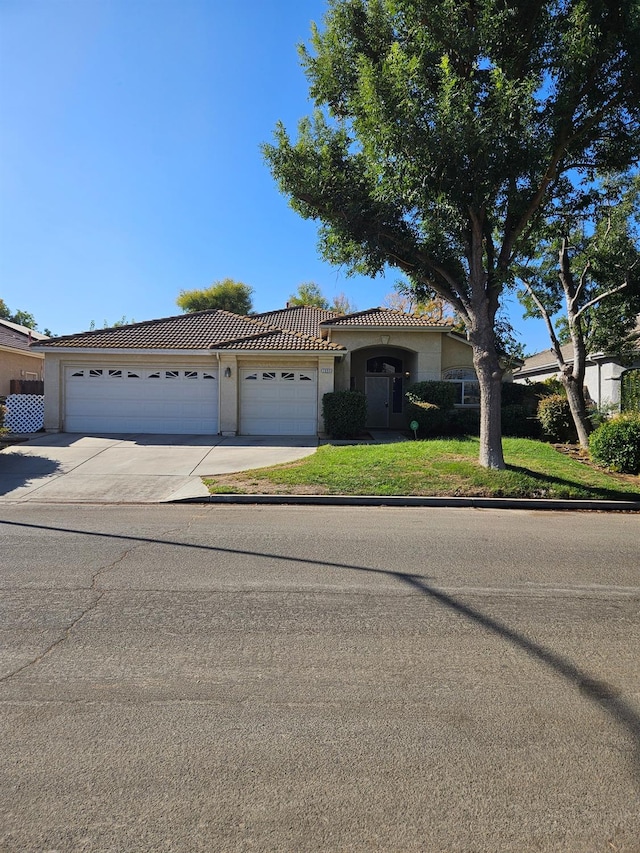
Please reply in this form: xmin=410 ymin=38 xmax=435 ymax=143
xmin=9 ymin=379 xmax=44 ymax=395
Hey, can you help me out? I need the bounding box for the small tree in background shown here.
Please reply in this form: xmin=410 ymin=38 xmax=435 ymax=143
xmin=518 ymin=174 xmax=640 ymax=447
xmin=177 ymin=279 xmax=254 ymax=315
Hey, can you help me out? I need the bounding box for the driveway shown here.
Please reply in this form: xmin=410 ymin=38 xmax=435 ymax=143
xmin=0 ymin=433 xmax=318 ymax=504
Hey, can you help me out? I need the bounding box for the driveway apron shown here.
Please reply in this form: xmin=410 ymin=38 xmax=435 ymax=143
xmin=0 ymin=434 xmax=318 ymax=504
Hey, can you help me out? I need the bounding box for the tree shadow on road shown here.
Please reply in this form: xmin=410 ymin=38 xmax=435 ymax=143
xmin=1 ymin=516 xmax=639 ymax=784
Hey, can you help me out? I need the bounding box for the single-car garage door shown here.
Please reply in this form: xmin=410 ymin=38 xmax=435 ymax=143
xmin=239 ymin=368 xmax=317 ymax=435
xmin=64 ymin=366 xmax=218 ymax=434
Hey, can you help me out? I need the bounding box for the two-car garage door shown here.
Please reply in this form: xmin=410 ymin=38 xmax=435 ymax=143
xmin=64 ymin=366 xmax=218 ymax=434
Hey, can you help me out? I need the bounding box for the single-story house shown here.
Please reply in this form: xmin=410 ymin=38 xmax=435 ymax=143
xmin=33 ymin=306 xmax=479 ymax=435
xmin=0 ymin=318 xmax=48 ymax=396
xmin=513 ymin=337 xmax=640 ymax=411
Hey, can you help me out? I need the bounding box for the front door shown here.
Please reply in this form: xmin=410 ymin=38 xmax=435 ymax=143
xmin=365 ymin=376 xmax=390 ymax=428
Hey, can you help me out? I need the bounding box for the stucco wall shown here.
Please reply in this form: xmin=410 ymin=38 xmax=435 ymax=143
xmin=0 ymin=349 xmax=44 ymax=396
xmin=440 ymin=335 xmax=475 ymax=374
xmin=328 ymin=329 xmax=444 ymax=381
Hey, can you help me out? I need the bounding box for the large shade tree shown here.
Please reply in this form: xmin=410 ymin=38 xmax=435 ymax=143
xmin=264 ymin=0 xmax=640 ymax=468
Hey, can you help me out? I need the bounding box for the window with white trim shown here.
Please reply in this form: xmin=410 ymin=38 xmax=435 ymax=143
xmin=442 ymin=368 xmax=480 ymax=406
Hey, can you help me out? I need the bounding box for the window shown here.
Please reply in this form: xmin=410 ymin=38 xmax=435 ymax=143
xmin=281 ymin=372 xmax=295 ymax=381
xmin=262 ymin=371 xmax=276 ymax=381
xmin=71 ymin=370 xmax=84 ymax=378
xmin=89 ymin=369 xmax=103 ymax=378
xmin=165 ymin=370 xmax=179 ymax=379
xmin=203 ymin=372 xmax=216 ymax=380
xmin=442 ymin=368 xmax=479 ymax=406
xmin=127 ymin=371 xmax=140 ymax=379
xmin=108 ymin=369 xmax=122 ymax=378
xmin=244 ymin=373 xmax=258 ymax=381
xmin=366 ymin=356 xmax=403 ymax=374
xmin=184 ymin=370 xmax=198 ymax=379
xmin=299 ymin=373 xmax=313 ymax=381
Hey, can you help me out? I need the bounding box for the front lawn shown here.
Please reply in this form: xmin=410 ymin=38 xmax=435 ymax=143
xmin=203 ymin=437 xmax=640 ymax=500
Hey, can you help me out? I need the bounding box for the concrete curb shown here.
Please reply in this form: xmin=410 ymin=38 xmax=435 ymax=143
xmin=171 ymin=493 xmax=640 ymax=512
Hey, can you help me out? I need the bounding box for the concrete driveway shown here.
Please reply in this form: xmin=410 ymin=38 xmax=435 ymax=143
xmin=0 ymin=433 xmax=318 ymax=504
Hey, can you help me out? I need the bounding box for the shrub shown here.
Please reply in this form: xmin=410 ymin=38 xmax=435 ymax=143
xmin=589 ymin=414 xmax=640 ymax=474
xmin=502 ymin=404 xmax=542 ymax=438
xmin=0 ymin=403 xmax=7 ymax=435
xmin=447 ymin=406 xmax=480 ymax=436
xmin=537 ymin=393 xmax=577 ymax=443
xmin=405 ymin=381 xmax=457 ymax=436
xmin=322 ymin=390 xmax=367 ymax=438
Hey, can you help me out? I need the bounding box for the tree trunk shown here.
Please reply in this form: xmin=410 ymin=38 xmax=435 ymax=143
xmin=470 ymin=325 xmax=505 ymax=469
xmin=563 ymin=374 xmax=592 ymax=448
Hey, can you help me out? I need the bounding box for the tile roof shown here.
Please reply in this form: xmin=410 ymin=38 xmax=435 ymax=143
xmin=251 ymin=306 xmax=342 ymax=336
xmin=33 ymin=310 xmax=280 ymax=350
xmin=212 ymin=329 xmax=345 ymax=351
xmin=321 ymin=307 xmax=453 ymax=327
xmin=33 ymin=305 xmax=454 ymax=353
xmin=515 ymin=345 xmax=571 ymax=373
xmin=32 ymin=309 xmax=343 ymax=352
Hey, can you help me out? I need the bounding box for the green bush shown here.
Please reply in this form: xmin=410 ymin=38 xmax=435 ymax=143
xmin=589 ymin=414 xmax=640 ymax=474
xmin=447 ymin=406 xmax=480 ymax=436
xmin=502 ymin=404 xmax=542 ymax=438
xmin=537 ymin=393 xmax=577 ymax=443
xmin=405 ymin=381 xmax=457 ymax=436
xmin=322 ymin=390 xmax=367 ymax=438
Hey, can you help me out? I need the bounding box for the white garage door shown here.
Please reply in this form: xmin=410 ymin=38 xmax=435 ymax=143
xmin=239 ymin=368 xmax=317 ymax=435
xmin=64 ymin=366 xmax=218 ymax=434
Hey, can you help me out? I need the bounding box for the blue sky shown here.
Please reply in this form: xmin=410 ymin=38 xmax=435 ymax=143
xmin=0 ymin=0 xmax=548 ymax=350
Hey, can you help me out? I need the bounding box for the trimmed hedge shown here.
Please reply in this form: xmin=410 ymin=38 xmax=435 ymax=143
xmin=405 ymin=381 xmax=457 ymax=436
xmin=322 ymin=390 xmax=367 ymax=438
xmin=589 ymin=414 xmax=640 ymax=474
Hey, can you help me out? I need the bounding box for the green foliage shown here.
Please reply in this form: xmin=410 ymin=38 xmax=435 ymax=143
xmin=322 ymin=390 xmax=367 ymax=438
xmin=288 ymin=282 xmax=329 ymax=309
xmin=264 ymin=0 xmax=640 ymax=467
xmin=447 ymin=407 xmax=480 ymax=437
xmin=288 ymin=282 xmax=357 ymax=313
xmin=621 ymin=369 xmax=640 ymax=413
xmin=405 ymin=381 xmax=457 ymax=437
xmin=0 ymin=298 xmax=38 ymax=330
xmin=177 ymin=279 xmax=254 ymax=315
xmin=0 ymin=403 xmax=7 ymax=433
xmin=542 ymin=377 xmax=566 ymax=396
xmin=537 ymin=394 xmax=578 ymax=443
xmin=589 ymin=414 xmax=640 ymax=474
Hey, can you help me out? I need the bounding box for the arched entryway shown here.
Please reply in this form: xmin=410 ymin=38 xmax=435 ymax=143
xmin=350 ymin=347 xmax=417 ymax=428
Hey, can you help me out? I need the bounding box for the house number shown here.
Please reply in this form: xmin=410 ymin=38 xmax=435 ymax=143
xmin=321 ymin=368 xmax=333 ymax=374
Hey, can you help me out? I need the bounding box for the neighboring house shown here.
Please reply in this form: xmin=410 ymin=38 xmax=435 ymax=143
xmin=513 ymin=338 xmax=640 ymax=411
xmin=0 ymin=318 xmax=48 ymax=396
xmin=33 ymin=306 xmax=477 ymax=435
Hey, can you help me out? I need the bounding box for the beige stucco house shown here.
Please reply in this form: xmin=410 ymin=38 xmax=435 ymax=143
xmin=33 ymin=306 xmax=477 ymax=435
xmin=0 ymin=318 xmax=48 ymax=396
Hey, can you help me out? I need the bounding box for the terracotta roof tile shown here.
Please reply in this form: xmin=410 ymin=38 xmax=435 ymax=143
xmin=212 ymin=329 xmax=345 ymax=351
xmin=321 ymin=307 xmax=453 ymax=327
xmin=251 ymin=306 xmax=342 ymax=336
xmin=33 ymin=310 xmax=276 ymax=350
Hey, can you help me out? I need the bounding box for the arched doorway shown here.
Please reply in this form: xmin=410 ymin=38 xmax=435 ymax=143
xmin=364 ymin=355 xmax=406 ymax=428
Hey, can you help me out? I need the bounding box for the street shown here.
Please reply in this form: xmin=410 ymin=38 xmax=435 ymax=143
xmin=1 ymin=504 xmax=639 ymax=852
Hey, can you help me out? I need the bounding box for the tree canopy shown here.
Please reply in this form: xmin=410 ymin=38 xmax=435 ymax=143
xmin=287 ymin=281 xmax=357 ymax=313
xmin=264 ymin=0 xmax=640 ymax=467
xmin=177 ymin=279 xmax=254 ymax=315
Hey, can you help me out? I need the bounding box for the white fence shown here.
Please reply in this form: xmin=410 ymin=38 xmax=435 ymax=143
xmin=3 ymin=394 xmax=45 ymax=433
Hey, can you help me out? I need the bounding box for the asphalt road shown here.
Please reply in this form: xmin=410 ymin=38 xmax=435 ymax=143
xmin=1 ymin=504 xmax=639 ymax=852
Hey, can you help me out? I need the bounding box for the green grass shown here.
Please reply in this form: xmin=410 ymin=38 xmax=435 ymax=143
xmin=203 ymin=437 xmax=640 ymax=501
